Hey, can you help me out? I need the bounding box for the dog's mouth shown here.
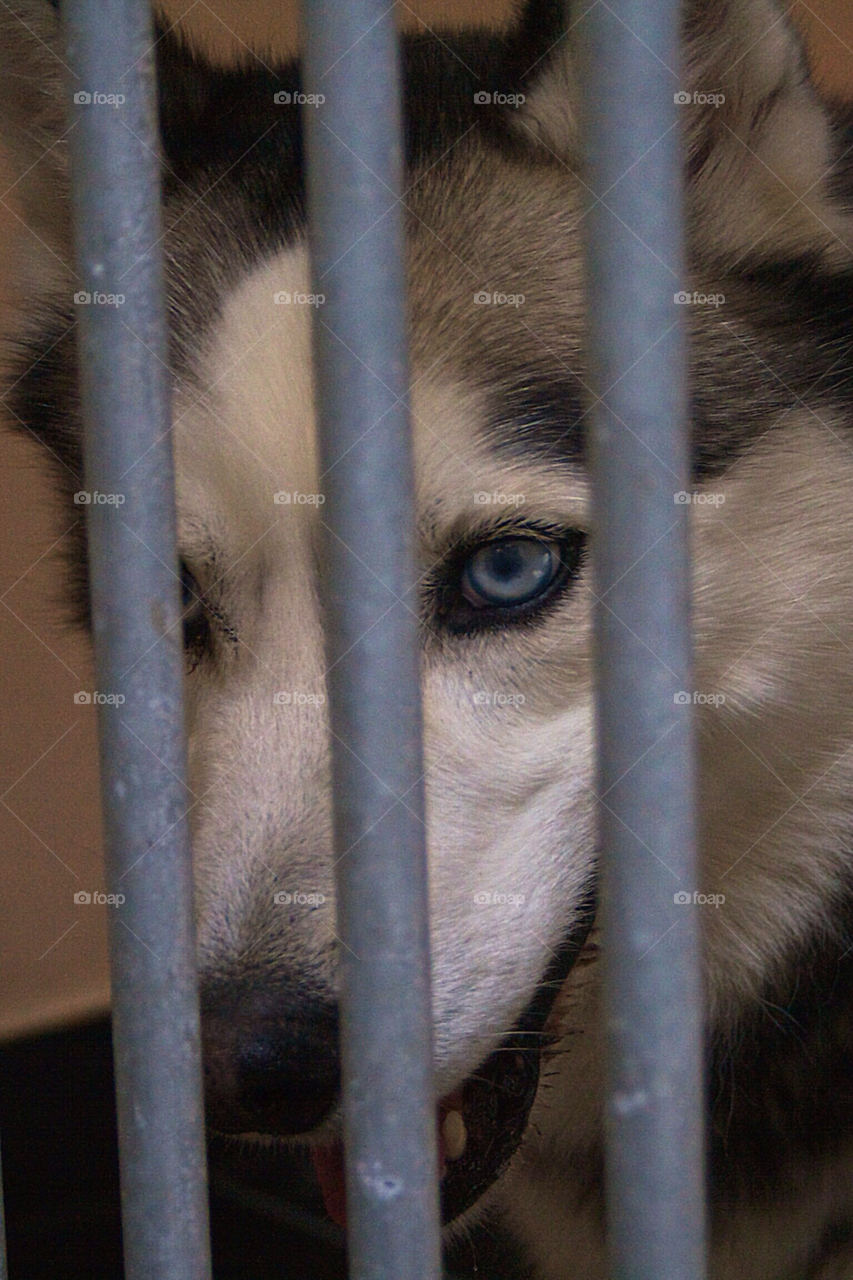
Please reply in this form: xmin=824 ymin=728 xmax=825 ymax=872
xmin=312 ymin=891 xmax=596 ymax=1227
xmin=310 ymin=1028 xmax=541 ymax=1227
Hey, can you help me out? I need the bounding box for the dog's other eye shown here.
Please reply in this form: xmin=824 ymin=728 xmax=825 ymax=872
xmin=180 ymin=561 xmax=210 ymax=658
xmin=461 ymin=538 xmax=560 ymax=608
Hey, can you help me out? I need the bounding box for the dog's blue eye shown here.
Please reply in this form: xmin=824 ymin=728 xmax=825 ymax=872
xmin=461 ymin=538 xmax=560 ymax=608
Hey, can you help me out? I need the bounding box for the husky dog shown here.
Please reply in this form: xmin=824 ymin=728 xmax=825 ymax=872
xmin=6 ymin=0 xmax=853 ymax=1275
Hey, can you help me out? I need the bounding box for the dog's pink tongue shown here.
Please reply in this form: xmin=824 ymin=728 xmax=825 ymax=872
xmin=312 ymin=1143 xmax=347 ymax=1227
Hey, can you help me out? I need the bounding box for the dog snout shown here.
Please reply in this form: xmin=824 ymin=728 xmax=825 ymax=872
xmin=201 ymin=982 xmax=340 ymax=1136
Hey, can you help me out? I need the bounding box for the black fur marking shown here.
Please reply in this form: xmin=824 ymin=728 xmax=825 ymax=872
xmin=3 ymin=313 xmax=88 ymax=625
xmin=724 ymin=256 xmax=853 ymax=402
xmin=153 ymin=14 xmax=559 ymax=271
xmin=686 ymin=255 xmax=853 ymax=479
xmin=487 ymin=375 xmax=586 ymax=466
xmin=528 ymin=895 xmax=853 ymax=1243
xmin=484 ymin=252 xmax=853 ymax=483
xmin=14 ymin=12 xmax=853 ymax=506
xmin=10 ymin=12 xmax=853 ymax=608
xmin=709 ymin=892 xmax=853 ymax=1209
xmin=6 ymin=17 xmax=550 ymax=611
xmin=529 ymin=894 xmax=853 ymax=1219
xmin=828 ymin=102 xmax=853 ymax=205
xmin=89 ymin=18 xmax=580 ymax=372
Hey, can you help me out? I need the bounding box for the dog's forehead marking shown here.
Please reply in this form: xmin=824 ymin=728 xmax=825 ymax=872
xmin=172 ymin=240 xmax=591 ymax=561
xmin=405 ymin=141 xmax=586 ymax=381
xmin=166 ymin=138 xmax=850 ymax=506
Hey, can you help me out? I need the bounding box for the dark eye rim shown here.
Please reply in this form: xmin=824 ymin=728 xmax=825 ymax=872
xmin=431 ymin=525 xmax=587 ymax=636
xmin=180 ymin=561 xmax=212 ymax=660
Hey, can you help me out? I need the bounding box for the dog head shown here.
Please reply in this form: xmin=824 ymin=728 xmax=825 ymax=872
xmin=5 ymin=0 xmax=853 ymax=1229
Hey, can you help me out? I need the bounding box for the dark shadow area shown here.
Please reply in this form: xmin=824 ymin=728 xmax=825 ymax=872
xmin=0 ymin=1018 xmax=527 ymax=1279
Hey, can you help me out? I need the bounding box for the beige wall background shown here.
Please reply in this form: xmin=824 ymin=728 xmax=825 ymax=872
xmin=1 ymin=0 xmax=853 ymax=1040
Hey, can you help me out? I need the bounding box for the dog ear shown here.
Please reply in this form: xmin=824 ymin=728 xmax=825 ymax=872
xmin=512 ymin=0 xmax=849 ymax=265
xmin=0 ymin=3 xmax=233 ymax=299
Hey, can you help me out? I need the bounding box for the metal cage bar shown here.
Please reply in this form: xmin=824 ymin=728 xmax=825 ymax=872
xmin=62 ymin=3 xmax=212 ymax=1279
xmin=580 ymin=1 xmax=708 ymax=1277
xmin=301 ymin=3 xmax=442 ymax=1279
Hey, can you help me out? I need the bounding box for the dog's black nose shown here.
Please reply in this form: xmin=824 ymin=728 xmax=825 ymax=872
xmin=201 ymin=983 xmax=340 ymax=1136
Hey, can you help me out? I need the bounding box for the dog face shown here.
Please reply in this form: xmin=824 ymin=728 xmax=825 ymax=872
xmin=6 ymin=0 xmax=853 ymax=1239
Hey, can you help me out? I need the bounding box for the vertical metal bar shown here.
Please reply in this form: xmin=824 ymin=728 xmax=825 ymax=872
xmin=61 ymin=4 xmax=212 ymax=1280
xmin=301 ymin=4 xmax=442 ymax=1280
xmin=580 ymin=1 xmax=707 ymax=1277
